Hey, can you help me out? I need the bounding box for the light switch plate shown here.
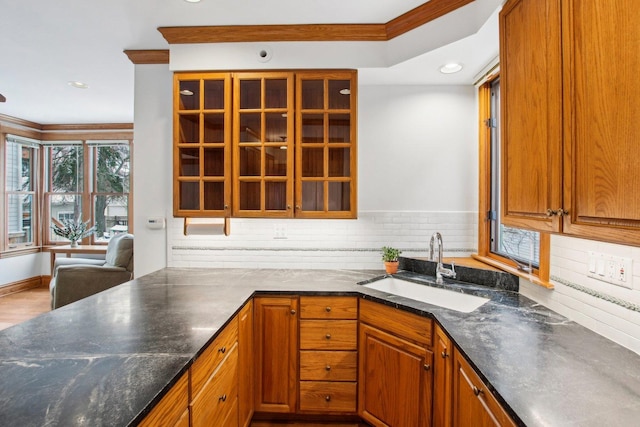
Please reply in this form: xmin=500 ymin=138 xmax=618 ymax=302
xmin=587 ymin=251 xmax=633 ymax=289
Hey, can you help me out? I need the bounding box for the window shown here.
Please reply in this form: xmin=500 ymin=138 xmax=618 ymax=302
xmin=43 ymin=140 xmax=131 ymax=245
xmin=477 ymin=74 xmax=551 ymax=286
xmin=4 ymin=137 xmax=38 ymax=250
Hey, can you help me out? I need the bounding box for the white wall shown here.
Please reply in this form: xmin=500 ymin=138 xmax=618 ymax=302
xmin=0 ymin=253 xmax=42 ymax=286
xmin=132 ymin=65 xmax=173 ymax=277
xmin=130 ymin=69 xmax=480 ymax=271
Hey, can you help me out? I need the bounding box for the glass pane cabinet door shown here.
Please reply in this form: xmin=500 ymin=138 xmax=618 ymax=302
xmin=296 ymin=71 xmax=357 ymax=218
xmin=174 ymin=72 xmax=231 ymax=217
xmin=233 ymin=73 xmax=294 ymax=217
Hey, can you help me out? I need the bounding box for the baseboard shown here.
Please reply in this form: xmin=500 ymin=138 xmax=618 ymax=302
xmin=0 ymin=276 xmax=46 ymax=297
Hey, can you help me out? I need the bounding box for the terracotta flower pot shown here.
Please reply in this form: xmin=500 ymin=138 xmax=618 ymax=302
xmin=384 ymin=261 xmax=399 ymax=274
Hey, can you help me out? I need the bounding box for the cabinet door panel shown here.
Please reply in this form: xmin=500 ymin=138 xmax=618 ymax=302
xmin=300 ymin=320 xmax=357 ymax=350
xmin=562 ymin=0 xmax=640 ymax=244
xmin=238 ymin=301 xmax=254 ymax=427
xmin=254 ymin=297 xmax=298 ymax=413
xmin=499 ymin=0 xmax=563 ymax=232
xmin=358 ymin=324 xmax=433 ymax=427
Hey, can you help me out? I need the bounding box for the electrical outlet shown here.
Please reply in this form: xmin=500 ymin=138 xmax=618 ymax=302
xmin=273 ymin=224 xmax=288 ymax=239
xmin=587 ymin=251 xmax=633 ymax=289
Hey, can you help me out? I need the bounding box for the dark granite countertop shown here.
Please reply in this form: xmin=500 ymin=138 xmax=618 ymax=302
xmin=1 ymin=266 xmax=639 ymax=426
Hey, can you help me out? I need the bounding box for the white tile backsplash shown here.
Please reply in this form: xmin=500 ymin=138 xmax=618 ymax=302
xmin=520 ymin=234 xmax=640 ymax=355
xmin=167 ymin=211 xmax=477 ymax=270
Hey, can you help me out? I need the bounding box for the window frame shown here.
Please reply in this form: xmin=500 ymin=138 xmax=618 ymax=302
xmin=3 ymin=136 xmax=40 ymax=252
xmin=475 ymin=72 xmax=552 ymax=288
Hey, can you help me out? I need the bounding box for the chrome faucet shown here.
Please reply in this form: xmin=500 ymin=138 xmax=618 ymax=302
xmin=429 ymin=232 xmax=456 ymax=284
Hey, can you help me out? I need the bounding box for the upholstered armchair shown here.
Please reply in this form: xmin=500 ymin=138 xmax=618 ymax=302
xmin=50 ymin=234 xmax=134 ymax=309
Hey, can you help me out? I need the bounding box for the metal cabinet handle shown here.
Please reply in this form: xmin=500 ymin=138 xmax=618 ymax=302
xmin=441 ymin=350 xmax=449 ymax=358
xmin=290 ymin=309 xmax=296 ymax=315
xmin=218 ymin=346 xmax=226 ymax=354
xmin=219 ymin=394 xmax=227 ymax=402
xmin=325 ymin=365 xmax=331 ymax=371
xmin=473 ymin=386 xmax=483 ymax=397
xmin=424 ymin=364 xmax=431 ymax=371
xmin=325 ymin=333 xmax=331 ymax=339
xmin=325 ymin=306 xmax=331 ymax=312
xmin=325 ymin=395 xmax=331 ymax=402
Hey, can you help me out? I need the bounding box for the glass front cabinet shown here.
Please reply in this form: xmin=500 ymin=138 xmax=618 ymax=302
xmin=173 ymin=70 xmax=357 ymax=219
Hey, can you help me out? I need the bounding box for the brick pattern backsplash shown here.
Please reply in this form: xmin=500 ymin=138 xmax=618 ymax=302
xmin=520 ymin=234 xmax=640 ymax=355
xmin=167 ymin=211 xmax=477 ymax=270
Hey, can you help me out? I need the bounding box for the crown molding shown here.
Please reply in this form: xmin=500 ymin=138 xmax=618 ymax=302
xmin=124 ymin=49 xmax=170 ymax=64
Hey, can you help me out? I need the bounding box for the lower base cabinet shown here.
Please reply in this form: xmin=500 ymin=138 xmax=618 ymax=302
xmin=452 ymin=349 xmax=516 ymax=427
xmin=139 ymin=371 xmax=189 ymax=427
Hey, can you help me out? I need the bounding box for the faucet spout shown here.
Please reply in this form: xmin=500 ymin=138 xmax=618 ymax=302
xmin=430 ymin=232 xmax=456 ymax=284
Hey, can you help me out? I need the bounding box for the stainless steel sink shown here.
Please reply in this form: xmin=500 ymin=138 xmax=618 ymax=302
xmin=362 ymin=277 xmax=489 ymax=313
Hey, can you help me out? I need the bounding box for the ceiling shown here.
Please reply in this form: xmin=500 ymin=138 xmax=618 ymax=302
xmin=0 ymin=0 xmax=501 ymax=125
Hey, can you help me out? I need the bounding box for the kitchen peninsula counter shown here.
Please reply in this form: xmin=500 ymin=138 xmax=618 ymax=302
xmin=1 ymin=267 xmax=639 ymax=426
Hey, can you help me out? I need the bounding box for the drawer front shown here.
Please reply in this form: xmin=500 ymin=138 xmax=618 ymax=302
xmin=300 ymin=351 xmax=357 ymax=381
xmin=191 ymin=342 xmax=239 ymax=426
xmin=299 ymin=381 xmax=357 ymax=413
xmin=300 ymin=320 xmax=357 ymax=350
xmin=139 ymin=371 xmax=189 ymax=427
xmin=192 ymin=316 xmax=239 ymax=398
xmin=300 ymin=296 xmax=358 ymax=319
xmin=359 ymin=299 xmax=432 ymax=347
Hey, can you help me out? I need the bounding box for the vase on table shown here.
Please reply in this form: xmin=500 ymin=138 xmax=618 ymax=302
xmin=70 ymin=239 xmax=78 ymax=248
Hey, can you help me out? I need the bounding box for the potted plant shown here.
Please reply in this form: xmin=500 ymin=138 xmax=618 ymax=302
xmin=51 ymin=217 xmax=96 ymax=247
xmin=381 ymin=246 xmax=402 ymax=274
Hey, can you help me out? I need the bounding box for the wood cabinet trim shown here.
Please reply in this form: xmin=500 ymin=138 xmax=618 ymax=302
xmin=139 ymin=371 xmax=189 ymax=427
xmin=158 ymin=0 xmax=473 ymax=44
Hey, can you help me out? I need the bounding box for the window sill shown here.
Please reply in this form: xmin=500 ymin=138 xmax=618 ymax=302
xmin=0 ymin=246 xmax=41 ymax=259
xmin=471 ymin=254 xmax=554 ymax=289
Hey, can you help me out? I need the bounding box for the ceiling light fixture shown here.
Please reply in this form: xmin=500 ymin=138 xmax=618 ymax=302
xmin=68 ymin=81 xmax=89 ymax=89
xmin=184 ymin=0 xmax=202 ymax=3
xmin=439 ymin=63 xmax=463 ymax=74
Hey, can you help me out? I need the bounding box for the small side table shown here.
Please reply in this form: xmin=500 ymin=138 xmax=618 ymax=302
xmin=49 ymin=245 xmax=108 ymax=276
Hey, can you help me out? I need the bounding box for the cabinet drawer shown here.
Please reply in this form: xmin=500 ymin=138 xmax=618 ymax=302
xmin=359 ymin=299 xmax=432 ymax=347
xmin=299 ymin=381 xmax=357 ymax=413
xmin=300 ymin=296 xmax=358 ymax=319
xmin=191 ymin=316 xmax=238 ymax=398
xmin=300 ymin=320 xmax=357 ymax=350
xmin=191 ymin=342 xmax=239 ymax=426
xmin=300 ymin=351 xmax=357 ymax=381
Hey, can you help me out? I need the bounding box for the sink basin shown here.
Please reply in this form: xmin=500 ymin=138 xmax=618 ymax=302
xmin=362 ymin=277 xmax=489 ymax=313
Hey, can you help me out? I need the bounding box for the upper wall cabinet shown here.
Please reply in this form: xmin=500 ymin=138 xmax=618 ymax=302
xmin=173 ymin=72 xmax=232 ymax=217
xmin=500 ymin=0 xmax=640 ymax=246
xmin=173 ymin=70 xmax=357 ymax=219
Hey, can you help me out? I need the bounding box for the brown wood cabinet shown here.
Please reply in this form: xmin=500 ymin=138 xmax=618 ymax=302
xmin=139 ymin=371 xmax=189 ymax=427
xmin=452 ymin=349 xmax=516 ymax=427
xmin=190 ymin=317 xmax=239 ymax=426
xmin=254 ymin=296 xmax=299 ymax=413
xmin=358 ymin=299 xmax=434 ymax=427
xmin=173 ymin=70 xmax=357 ymax=219
xmin=298 ymin=296 xmax=358 ymax=414
xmin=500 ymin=0 xmax=640 ymax=246
xmin=238 ymin=300 xmax=254 ymax=427
xmin=173 ymin=72 xmax=233 ymax=217
xmin=433 ymin=324 xmax=453 ymax=427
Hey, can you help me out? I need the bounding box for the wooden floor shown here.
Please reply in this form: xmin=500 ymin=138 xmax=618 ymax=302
xmin=0 ymin=285 xmax=51 ymax=331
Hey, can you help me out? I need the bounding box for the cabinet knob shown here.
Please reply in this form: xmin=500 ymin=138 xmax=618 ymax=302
xmin=219 ymin=394 xmax=227 ymax=402
xmin=325 ymin=333 xmax=331 ymax=339
xmin=441 ymin=350 xmax=449 ymax=359
xmin=325 ymin=306 xmax=331 ymax=312
xmin=295 ymin=205 xmax=301 ymax=210
xmin=472 ymin=386 xmax=483 ymax=397
xmin=546 ymin=208 xmax=556 ymax=217
xmin=424 ymin=364 xmax=431 ymax=371
xmin=325 ymin=395 xmax=331 ymax=402
xmin=218 ymin=346 xmax=226 ymax=354
xmin=325 ymin=365 xmax=331 ymax=371
xmin=557 ymin=208 xmax=569 ymax=216
xmin=224 ymin=205 xmax=229 ymax=210
xmin=290 ymin=309 xmax=296 ymax=315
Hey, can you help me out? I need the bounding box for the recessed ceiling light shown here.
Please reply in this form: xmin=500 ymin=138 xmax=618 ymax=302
xmin=179 ymin=89 xmax=194 ymax=96
xmin=439 ymin=63 xmax=463 ymax=74
xmin=339 ymin=88 xmax=351 ymax=95
xmin=68 ymin=81 xmax=89 ymax=89
xmin=184 ymin=0 xmax=201 ymax=3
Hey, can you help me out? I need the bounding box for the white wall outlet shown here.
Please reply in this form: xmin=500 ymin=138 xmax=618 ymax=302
xmin=587 ymin=251 xmax=633 ymax=289
xmin=273 ymin=224 xmax=288 ymax=239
